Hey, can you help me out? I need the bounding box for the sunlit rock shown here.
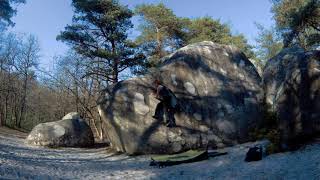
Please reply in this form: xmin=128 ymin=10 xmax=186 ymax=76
xmin=98 ymin=41 xmax=262 ymax=154
xmin=26 ymin=112 xmax=94 ymax=147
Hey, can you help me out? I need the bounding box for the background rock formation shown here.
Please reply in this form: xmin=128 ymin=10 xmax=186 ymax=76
xmin=98 ymin=41 xmax=262 ymax=154
xmin=26 ymin=112 xmax=94 ymax=147
xmin=263 ymin=47 xmax=320 ymax=147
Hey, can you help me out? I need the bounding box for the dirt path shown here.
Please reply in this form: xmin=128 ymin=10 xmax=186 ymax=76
xmin=0 ymin=127 xmax=151 ymax=179
xmin=1 ymin=127 xmax=320 ymax=179
xmin=0 ymin=126 xmax=28 ymax=138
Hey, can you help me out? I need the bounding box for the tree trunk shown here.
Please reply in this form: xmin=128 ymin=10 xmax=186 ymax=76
xmin=0 ymin=104 xmax=2 ymax=127
xmin=18 ymin=74 xmax=28 ymax=128
xmin=156 ymin=27 xmax=163 ymax=58
xmin=90 ymin=118 xmax=102 ymax=140
xmin=111 ymin=41 xmax=118 ymax=84
xmin=3 ymin=96 xmax=9 ymax=126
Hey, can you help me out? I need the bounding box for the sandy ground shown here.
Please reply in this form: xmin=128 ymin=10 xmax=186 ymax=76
xmin=1 ymin=127 xmax=320 ymax=180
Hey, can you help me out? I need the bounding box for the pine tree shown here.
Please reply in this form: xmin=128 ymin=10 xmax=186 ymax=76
xmin=255 ymin=24 xmax=283 ymax=63
xmin=272 ymin=0 xmax=320 ymax=49
xmin=185 ymin=17 xmax=256 ymax=59
xmin=135 ymin=3 xmax=187 ymax=66
xmin=0 ymin=0 xmax=25 ymax=28
xmin=57 ymin=0 xmax=143 ymax=84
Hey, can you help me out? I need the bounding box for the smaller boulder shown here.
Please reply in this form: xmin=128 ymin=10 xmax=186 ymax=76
xmin=263 ymin=47 xmax=320 ymax=147
xmin=26 ymin=112 xmax=94 ymax=147
xmin=62 ymin=112 xmax=80 ymax=120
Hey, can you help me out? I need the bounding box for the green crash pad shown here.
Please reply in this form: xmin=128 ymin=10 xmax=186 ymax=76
xmin=150 ymin=150 xmax=227 ymax=167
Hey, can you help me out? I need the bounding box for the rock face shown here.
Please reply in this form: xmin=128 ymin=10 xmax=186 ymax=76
xmin=98 ymin=41 xmax=262 ymax=154
xmin=249 ymin=59 xmax=263 ymax=77
xmin=26 ymin=112 xmax=94 ymax=147
xmin=263 ymin=47 xmax=320 ymax=146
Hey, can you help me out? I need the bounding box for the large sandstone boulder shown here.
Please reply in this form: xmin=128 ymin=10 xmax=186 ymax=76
xmin=98 ymin=41 xmax=262 ymax=154
xmin=263 ymin=47 xmax=320 ymax=146
xmin=26 ymin=112 xmax=94 ymax=147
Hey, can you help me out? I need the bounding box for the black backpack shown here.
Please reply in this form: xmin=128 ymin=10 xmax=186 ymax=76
xmin=245 ymin=146 xmax=262 ymax=162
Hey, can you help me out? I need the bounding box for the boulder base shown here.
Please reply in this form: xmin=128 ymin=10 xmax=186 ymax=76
xmin=26 ymin=112 xmax=94 ymax=147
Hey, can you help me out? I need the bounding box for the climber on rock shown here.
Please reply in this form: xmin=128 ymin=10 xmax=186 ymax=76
xmin=152 ymin=80 xmax=178 ymax=127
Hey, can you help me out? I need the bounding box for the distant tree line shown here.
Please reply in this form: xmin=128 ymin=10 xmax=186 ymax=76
xmin=0 ymin=0 xmax=319 ymax=139
xmin=0 ymin=33 xmax=43 ymax=129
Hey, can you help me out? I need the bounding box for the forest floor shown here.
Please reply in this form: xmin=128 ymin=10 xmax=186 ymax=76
xmin=1 ymin=127 xmax=320 ymax=180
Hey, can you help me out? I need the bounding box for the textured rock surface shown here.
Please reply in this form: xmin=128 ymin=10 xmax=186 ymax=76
xmin=26 ymin=112 xmax=94 ymax=147
xmin=98 ymin=41 xmax=262 ymax=154
xmin=263 ymin=47 xmax=320 ymax=145
xmin=249 ymin=59 xmax=263 ymax=77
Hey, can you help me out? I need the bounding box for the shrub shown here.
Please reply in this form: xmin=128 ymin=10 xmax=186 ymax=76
xmin=249 ymin=102 xmax=281 ymax=154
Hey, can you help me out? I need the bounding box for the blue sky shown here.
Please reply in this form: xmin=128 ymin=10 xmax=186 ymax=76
xmin=10 ymin=0 xmax=274 ymax=67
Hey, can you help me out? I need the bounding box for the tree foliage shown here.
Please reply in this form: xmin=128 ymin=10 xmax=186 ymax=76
xmin=57 ymin=0 xmax=143 ymax=84
xmin=135 ymin=3 xmax=187 ymax=68
xmin=185 ymin=17 xmax=233 ymax=44
xmin=255 ymin=24 xmax=283 ymax=63
xmin=135 ymin=4 xmax=255 ymax=71
xmin=272 ymin=0 xmax=320 ymax=49
xmin=0 ymin=0 xmax=25 ymax=28
xmin=184 ymin=17 xmax=255 ymax=59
